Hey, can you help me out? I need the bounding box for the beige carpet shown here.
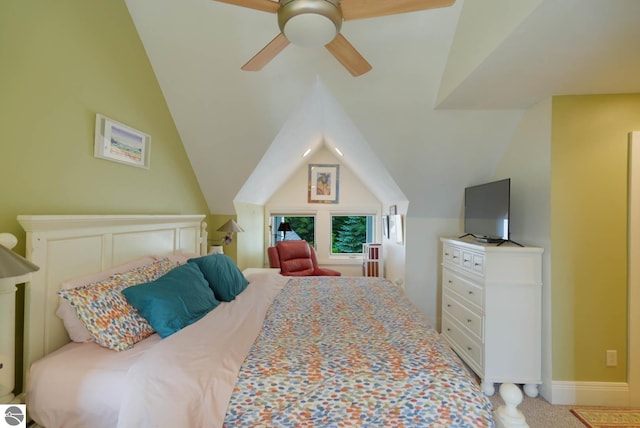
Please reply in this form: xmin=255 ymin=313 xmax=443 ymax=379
xmin=489 ymin=392 xmax=583 ymax=428
xmin=570 ymin=407 xmax=640 ymax=428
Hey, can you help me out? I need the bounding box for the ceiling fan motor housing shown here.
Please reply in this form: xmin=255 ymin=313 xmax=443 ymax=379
xmin=278 ymin=0 xmax=343 ymax=48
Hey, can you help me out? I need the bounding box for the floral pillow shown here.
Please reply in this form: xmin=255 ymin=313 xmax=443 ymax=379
xmin=56 ymin=256 xmax=156 ymax=342
xmin=58 ymin=257 xmax=178 ymax=351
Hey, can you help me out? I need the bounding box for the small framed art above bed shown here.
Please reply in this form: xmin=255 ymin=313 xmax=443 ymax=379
xmin=16 ymin=214 xmax=527 ymax=428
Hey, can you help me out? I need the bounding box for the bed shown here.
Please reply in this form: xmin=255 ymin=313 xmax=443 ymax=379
xmin=16 ymin=215 xmax=525 ymax=428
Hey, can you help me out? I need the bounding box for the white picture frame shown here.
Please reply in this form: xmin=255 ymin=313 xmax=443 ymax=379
xmin=94 ymin=114 xmax=150 ymax=169
xmin=389 ymin=214 xmax=403 ymax=244
xmin=382 ymin=215 xmax=389 ymax=238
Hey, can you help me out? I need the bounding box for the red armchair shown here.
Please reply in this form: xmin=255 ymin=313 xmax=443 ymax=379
xmin=274 ymin=241 xmax=341 ymax=276
xmin=267 ymin=246 xmax=280 ymax=269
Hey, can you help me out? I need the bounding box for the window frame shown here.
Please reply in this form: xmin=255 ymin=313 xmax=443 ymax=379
xmin=266 ymin=207 xmax=381 ymax=266
xmin=329 ymin=212 xmax=376 ymax=256
xmin=270 ymin=214 xmax=317 ymax=247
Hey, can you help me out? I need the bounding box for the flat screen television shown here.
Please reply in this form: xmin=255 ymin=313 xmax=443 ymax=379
xmin=463 ymin=178 xmax=510 ymax=243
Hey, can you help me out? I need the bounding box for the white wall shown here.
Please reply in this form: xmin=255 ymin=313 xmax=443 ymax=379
xmin=491 ymin=97 xmax=552 ymax=399
xmin=437 ymin=0 xmax=543 ymax=106
xmin=401 ymin=99 xmax=551 ymax=341
xmin=405 ymin=216 xmax=459 ymax=327
xmin=266 ymin=147 xmax=383 ymax=274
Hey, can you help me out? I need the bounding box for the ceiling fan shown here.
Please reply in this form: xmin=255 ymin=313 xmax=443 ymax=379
xmin=214 ymin=0 xmax=455 ymax=76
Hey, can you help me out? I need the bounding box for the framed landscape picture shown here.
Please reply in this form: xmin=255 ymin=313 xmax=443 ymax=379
xmin=389 ymin=214 xmax=404 ymax=244
xmin=94 ymin=114 xmax=150 ymax=169
xmin=308 ymin=164 xmax=339 ymax=203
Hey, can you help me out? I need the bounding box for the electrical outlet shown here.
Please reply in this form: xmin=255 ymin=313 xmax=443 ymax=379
xmin=606 ymin=350 xmax=617 ymax=367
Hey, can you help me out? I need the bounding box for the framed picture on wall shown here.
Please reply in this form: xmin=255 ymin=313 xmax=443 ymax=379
xmin=308 ymin=164 xmax=339 ymax=203
xmin=382 ymin=215 xmax=389 ymax=238
xmin=94 ymin=114 xmax=151 ymax=169
xmin=394 ymin=214 xmax=403 ymax=244
xmin=389 ymin=214 xmax=403 ymax=244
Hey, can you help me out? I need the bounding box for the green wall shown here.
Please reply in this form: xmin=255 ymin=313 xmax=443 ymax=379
xmin=552 ymin=94 xmax=640 ymax=381
xmin=0 ymin=0 xmax=209 ymax=251
xmin=1 ymin=0 xmax=210 ymax=394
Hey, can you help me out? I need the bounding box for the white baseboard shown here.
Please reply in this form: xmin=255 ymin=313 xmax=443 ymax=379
xmin=550 ymin=381 xmax=630 ymax=406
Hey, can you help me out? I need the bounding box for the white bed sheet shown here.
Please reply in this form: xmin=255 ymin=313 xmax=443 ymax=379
xmin=27 ymin=270 xmax=288 ymax=428
xmin=27 ymin=333 xmax=162 ymax=427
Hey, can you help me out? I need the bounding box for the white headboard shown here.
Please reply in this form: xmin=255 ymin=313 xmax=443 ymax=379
xmin=17 ymin=214 xmax=207 ymax=393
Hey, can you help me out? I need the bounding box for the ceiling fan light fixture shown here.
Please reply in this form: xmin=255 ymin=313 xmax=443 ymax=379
xmin=278 ymin=0 xmax=342 ymax=48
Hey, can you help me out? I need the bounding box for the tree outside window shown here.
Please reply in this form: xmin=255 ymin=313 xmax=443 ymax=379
xmin=331 ymin=215 xmax=374 ymax=254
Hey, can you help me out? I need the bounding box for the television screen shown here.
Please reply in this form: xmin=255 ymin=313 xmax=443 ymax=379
xmin=464 ymin=178 xmax=510 ymax=242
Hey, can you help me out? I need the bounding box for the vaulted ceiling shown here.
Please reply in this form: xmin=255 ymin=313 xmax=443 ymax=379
xmin=125 ymin=0 xmax=640 ymax=217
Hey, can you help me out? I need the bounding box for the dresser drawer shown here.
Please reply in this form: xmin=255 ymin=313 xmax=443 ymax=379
xmin=443 ymin=243 xmax=461 ymax=266
xmin=443 ymin=292 xmax=483 ymax=340
xmin=442 ymin=316 xmax=483 ymax=371
xmin=472 ymin=253 xmax=485 ymax=274
xmin=443 ymin=269 xmax=483 ymax=308
xmin=461 ymin=250 xmax=485 ymax=276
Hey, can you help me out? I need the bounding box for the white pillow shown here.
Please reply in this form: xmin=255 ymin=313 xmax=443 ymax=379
xmin=155 ymin=253 xmax=200 ymax=265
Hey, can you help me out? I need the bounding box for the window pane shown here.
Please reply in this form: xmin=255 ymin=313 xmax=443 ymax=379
xmin=272 ymin=216 xmax=315 ymax=246
xmin=331 ymin=215 xmax=374 ymax=254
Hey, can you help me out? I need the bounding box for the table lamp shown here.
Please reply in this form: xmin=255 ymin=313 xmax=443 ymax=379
xmin=278 ymin=222 xmax=292 ymax=240
xmin=217 ymin=220 xmax=244 ymax=245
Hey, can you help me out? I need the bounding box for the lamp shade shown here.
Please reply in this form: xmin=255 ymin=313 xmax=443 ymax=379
xmin=217 ymin=219 xmax=244 ymax=233
xmin=278 ymin=222 xmax=292 ymax=232
xmin=0 ymin=235 xmax=39 ymax=279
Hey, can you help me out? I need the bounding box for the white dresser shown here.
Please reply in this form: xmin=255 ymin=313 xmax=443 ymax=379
xmin=440 ymin=237 xmax=543 ymax=397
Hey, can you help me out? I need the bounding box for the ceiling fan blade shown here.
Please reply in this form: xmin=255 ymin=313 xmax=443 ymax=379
xmin=241 ymin=33 xmax=290 ymax=71
xmin=325 ymin=34 xmax=372 ymax=77
xmin=341 ymin=0 xmax=455 ymax=20
xmin=213 ymin=0 xmax=279 ymax=13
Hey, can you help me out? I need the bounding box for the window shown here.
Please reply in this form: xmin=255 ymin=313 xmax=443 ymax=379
xmin=271 ymin=215 xmax=315 ymax=246
xmin=331 ymin=215 xmax=374 ymax=254
xmin=270 ymin=213 xmax=376 ymax=256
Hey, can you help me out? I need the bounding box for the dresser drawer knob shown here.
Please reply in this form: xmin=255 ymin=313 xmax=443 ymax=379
xmin=447 ymin=304 xmax=452 ymax=308
xmin=467 ymin=319 xmax=472 ymax=323
xmin=467 ymin=346 xmax=472 ymax=351
xmin=474 ymin=262 xmax=481 ymax=266
xmin=448 ymin=280 xmax=452 ymax=284
xmin=468 ymin=291 xmax=473 ymax=295
xmin=446 ymin=328 xmax=451 ymax=332
xmin=453 ymin=255 xmax=458 ymax=259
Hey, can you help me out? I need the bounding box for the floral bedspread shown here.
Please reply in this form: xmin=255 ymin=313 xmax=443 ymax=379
xmin=224 ymin=276 xmax=494 ymax=427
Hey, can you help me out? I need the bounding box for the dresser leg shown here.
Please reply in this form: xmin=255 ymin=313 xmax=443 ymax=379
xmin=494 ymin=383 xmax=528 ymax=428
xmin=482 ymin=381 xmax=495 ymax=396
xmin=523 ymin=383 xmax=539 ymax=398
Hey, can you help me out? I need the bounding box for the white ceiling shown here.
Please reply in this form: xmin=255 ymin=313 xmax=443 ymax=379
xmin=125 ymin=0 xmax=640 ymax=217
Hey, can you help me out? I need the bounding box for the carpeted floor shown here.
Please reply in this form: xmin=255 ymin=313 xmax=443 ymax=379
xmin=570 ymin=407 xmax=640 ymax=428
xmin=489 ymin=392 xmax=583 ymax=428
xmin=489 ymin=392 xmax=640 ymax=428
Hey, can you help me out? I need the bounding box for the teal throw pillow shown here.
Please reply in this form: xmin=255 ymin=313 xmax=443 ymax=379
xmin=122 ymin=262 xmax=219 ymax=338
xmin=188 ymin=254 xmax=248 ymax=302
